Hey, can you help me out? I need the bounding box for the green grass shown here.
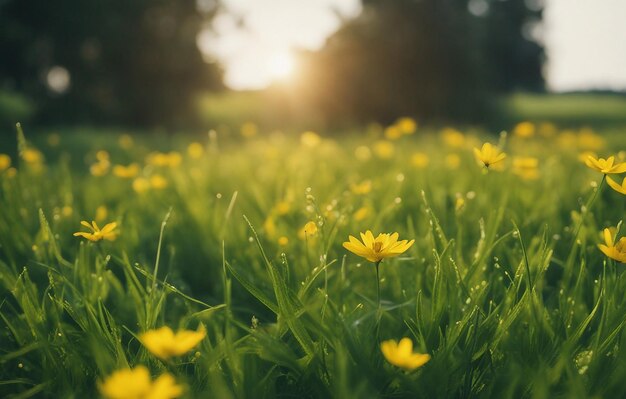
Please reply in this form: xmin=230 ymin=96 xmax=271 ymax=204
xmin=1 ymin=123 xmax=626 ymax=398
xmin=500 ymin=92 xmax=626 ymax=129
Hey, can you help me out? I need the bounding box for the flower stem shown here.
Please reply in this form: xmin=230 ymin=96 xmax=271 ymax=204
xmin=375 ymin=261 xmax=381 ymax=310
xmin=571 ymin=175 xmax=606 ymax=245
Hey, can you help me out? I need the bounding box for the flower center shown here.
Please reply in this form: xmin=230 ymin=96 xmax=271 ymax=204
xmin=373 ymin=241 xmax=383 ymax=253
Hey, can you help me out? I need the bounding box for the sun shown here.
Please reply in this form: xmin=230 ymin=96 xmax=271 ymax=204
xmin=267 ymin=53 xmax=295 ymax=81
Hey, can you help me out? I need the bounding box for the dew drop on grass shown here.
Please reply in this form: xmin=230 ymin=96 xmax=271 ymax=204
xmin=466 ymin=297 xmax=472 ymax=304
xmin=394 ymin=197 xmax=402 ymax=204
xmin=216 ymin=193 xmax=222 ymax=199
xmin=248 ymin=237 xmax=254 ymax=242
xmin=396 ymin=173 xmax=405 ymax=182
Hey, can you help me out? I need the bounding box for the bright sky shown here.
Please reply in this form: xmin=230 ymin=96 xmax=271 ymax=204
xmin=543 ymin=0 xmax=626 ymax=91
xmin=199 ymin=0 xmax=626 ymax=92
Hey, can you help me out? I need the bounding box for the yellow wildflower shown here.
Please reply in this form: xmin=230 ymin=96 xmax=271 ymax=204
xmin=22 ymin=148 xmax=44 ymax=164
xmin=585 ymin=155 xmax=626 ymax=174
xmin=99 ymin=366 xmax=183 ymax=399
xmin=343 ymin=230 xmax=414 ymax=263
xmin=0 ymin=154 xmax=11 ymax=171
xmin=380 ymin=337 xmax=431 ymax=370
xmin=241 ymin=122 xmax=258 ymax=138
xmin=299 ymin=221 xmax=318 ymax=239
xmin=90 ymin=162 xmax=110 ymax=176
xmin=301 ymin=131 xmax=321 ymax=147
xmin=351 ymin=180 xmax=372 ymax=195
xmin=455 ymin=197 xmax=466 ymax=212
xmin=598 ymin=228 xmax=626 ymax=263
xmin=95 ymin=205 xmax=108 ymax=222
xmin=133 ymin=177 xmax=150 ymax=193
xmin=278 ymin=236 xmax=289 ymax=246
xmin=274 ymin=201 xmax=291 ymax=215
xmin=513 ymin=121 xmax=535 ymax=138
xmin=96 ymin=150 xmax=109 ymax=162
xmin=396 ymin=117 xmax=417 ymax=135
xmin=140 ymin=325 xmax=206 ymax=360
xmin=512 ymin=157 xmax=540 ymax=180
xmin=441 ymin=128 xmax=465 ymax=147
xmin=373 ymin=140 xmax=395 ymax=159
xmin=147 ymin=152 xmax=181 ymax=168
xmin=62 ymin=206 xmax=73 ymax=217
xmin=411 ymin=152 xmax=429 ymax=168
xmin=187 ymin=142 xmax=204 ymax=159
xmin=73 ymin=221 xmax=118 ymax=242
xmin=113 ymin=163 xmax=140 ymax=179
xmin=384 ymin=125 xmax=402 ymax=140
xmin=353 ymin=206 xmax=371 ymax=222
xmin=473 ymin=142 xmax=506 ymax=168
xmin=150 ymin=174 xmax=168 ymax=189
xmin=607 ymin=176 xmax=626 ymax=195
xmin=578 ymin=128 xmax=605 ymax=150
xmin=264 ymin=216 xmax=277 ymax=238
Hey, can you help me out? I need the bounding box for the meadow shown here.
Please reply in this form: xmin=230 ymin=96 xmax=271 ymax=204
xmin=1 ymin=120 xmax=626 ymax=398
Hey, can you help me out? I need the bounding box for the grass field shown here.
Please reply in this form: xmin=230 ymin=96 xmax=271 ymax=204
xmin=1 ymin=120 xmax=626 ymax=398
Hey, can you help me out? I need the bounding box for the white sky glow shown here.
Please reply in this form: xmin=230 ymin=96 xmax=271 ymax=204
xmin=199 ymin=0 xmax=626 ymax=92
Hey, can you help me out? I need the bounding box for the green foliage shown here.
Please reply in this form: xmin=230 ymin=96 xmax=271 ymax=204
xmin=0 ymin=0 xmax=223 ymax=127
xmin=0 ymin=124 xmax=626 ymax=398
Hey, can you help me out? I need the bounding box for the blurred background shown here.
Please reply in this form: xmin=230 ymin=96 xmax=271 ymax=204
xmin=1 ymin=0 xmax=626 ymax=132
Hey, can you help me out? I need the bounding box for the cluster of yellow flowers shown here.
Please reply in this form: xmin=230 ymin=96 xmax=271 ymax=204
xmin=384 ymin=117 xmax=418 ymax=140
xmin=90 ymin=151 xmax=111 ymax=176
xmin=342 ymin=231 xmax=429 ymax=370
xmin=99 ymin=325 xmax=206 ymax=398
xmin=583 ymin=154 xmax=626 ymax=263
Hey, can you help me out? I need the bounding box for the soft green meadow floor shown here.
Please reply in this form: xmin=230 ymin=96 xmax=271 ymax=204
xmin=1 ymin=124 xmax=626 ymax=398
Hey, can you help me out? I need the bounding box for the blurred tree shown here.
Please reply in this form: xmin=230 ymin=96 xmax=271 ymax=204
xmin=296 ymin=0 xmax=544 ymax=126
xmin=0 ymin=0 xmax=223 ymax=127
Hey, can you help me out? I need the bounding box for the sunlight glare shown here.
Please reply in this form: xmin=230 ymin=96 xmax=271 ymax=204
xmin=268 ymin=53 xmax=295 ymax=81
